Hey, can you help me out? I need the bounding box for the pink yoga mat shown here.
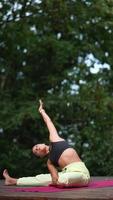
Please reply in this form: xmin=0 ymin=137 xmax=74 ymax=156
xmin=11 ymin=179 xmax=113 ymax=193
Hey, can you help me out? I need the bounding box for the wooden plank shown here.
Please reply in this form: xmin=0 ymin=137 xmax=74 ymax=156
xmin=0 ymin=177 xmax=113 ymax=200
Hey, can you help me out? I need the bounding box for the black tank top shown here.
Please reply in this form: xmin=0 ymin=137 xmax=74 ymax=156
xmin=49 ymin=140 xmax=70 ymax=167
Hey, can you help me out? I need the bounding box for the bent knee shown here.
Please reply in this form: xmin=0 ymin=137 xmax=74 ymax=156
xmin=58 ymin=172 xmax=90 ymax=187
xmin=82 ymin=173 xmax=90 ymax=186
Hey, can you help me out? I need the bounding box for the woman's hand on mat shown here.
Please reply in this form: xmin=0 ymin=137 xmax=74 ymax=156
xmin=51 ymin=180 xmax=66 ymax=187
xmin=52 ymin=176 xmax=59 ymax=185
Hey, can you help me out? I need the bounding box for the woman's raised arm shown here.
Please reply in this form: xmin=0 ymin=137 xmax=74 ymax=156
xmin=38 ymin=100 xmax=64 ymax=142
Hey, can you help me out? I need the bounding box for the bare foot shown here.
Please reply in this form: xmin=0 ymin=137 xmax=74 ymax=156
xmin=3 ymin=169 xmax=17 ymax=185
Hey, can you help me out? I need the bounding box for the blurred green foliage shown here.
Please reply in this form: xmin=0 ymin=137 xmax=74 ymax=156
xmin=0 ymin=0 xmax=113 ymax=178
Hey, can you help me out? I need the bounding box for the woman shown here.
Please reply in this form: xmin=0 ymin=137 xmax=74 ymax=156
xmin=3 ymin=100 xmax=90 ymax=187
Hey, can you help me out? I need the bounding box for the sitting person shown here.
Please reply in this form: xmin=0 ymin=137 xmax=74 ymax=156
xmin=3 ymin=100 xmax=90 ymax=187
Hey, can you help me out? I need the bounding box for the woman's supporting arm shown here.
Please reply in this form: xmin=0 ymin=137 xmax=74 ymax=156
xmin=47 ymin=159 xmax=59 ymax=185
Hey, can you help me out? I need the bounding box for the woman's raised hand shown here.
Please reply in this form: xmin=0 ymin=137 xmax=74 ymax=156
xmin=39 ymin=99 xmax=45 ymax=113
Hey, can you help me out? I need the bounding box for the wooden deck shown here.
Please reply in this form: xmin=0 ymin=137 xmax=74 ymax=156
xmin=0 ymin=177 xmax=113 ymax=200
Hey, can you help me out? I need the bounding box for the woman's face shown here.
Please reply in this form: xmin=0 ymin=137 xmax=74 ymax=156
xmin=32 ymin=144 xmax=48 ymax=157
